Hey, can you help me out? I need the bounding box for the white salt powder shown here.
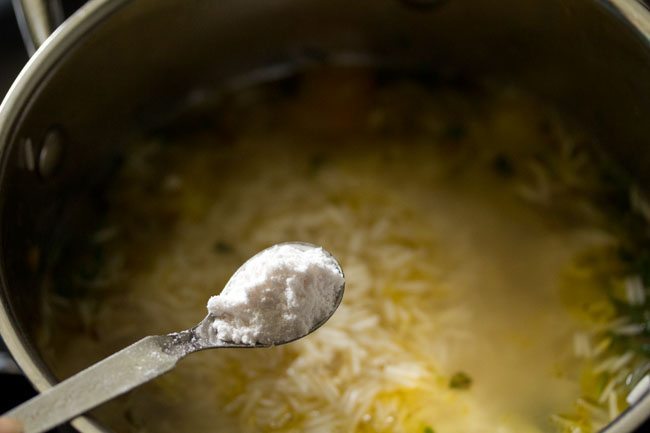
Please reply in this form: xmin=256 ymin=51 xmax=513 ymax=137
xmin=206 ymin=243 xmax=344 ymax=345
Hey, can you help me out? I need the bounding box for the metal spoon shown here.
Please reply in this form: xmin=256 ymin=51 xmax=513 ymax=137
xmin=3 ymin=242 xmax=345 ymax=433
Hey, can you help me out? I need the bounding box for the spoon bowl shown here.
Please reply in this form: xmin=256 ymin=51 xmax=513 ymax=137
xmin=168 ymin=242 xmax=345 ymax=354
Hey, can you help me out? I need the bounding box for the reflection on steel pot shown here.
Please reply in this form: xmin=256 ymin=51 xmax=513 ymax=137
xmin=1 ymin=0 xmax=650 ymax=432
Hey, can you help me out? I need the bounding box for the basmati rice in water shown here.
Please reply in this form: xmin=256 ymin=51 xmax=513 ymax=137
xmin=37 ymin=70 xmax=650 ymax=433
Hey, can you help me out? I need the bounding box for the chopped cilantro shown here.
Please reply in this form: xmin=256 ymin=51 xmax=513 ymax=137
xmin=449 ymin=371 xmax=472 ymax=390
xmin=213 ymin=241 xmax=234 ymax=254
xmin=308 ymin=153 xmax=328 ymax=175
xmin=443 ymin=123 xmax=467 ymax=141
xmin=492 ymin=153 xmax=515 ymax=177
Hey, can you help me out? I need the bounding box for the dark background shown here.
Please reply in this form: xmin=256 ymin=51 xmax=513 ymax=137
xmin=0 ymin=1 xmax=27 ymax=95
xmin=0 ymin=0 xmax=34 ymax=416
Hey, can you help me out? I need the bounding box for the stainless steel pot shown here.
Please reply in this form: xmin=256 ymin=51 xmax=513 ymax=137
xmin=2 ymin=0 xmax=650 ymax=432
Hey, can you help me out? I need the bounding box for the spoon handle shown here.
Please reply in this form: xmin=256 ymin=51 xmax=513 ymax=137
xmin=3 ymin=335 xmax=182 ymax=433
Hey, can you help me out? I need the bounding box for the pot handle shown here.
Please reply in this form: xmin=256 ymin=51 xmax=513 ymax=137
xmin=12 ymin=0 xmax=65 ymax=55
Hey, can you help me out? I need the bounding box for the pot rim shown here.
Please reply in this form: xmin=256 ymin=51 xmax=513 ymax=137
xmin=1 ymin=0 xmax=650 ymax=432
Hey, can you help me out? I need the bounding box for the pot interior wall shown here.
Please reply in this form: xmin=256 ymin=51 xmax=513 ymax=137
xmin=1 ymin=0 xmax=650 ymax=412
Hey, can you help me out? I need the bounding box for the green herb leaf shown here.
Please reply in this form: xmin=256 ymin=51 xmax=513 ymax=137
xmin=443 ymin=124 xmax=467 ymax=142
xmin=492 ymin=153 xmax=515 ymax=178
xmin=449 ymin=371 xmax=472 ymax=390
xmin=423 ymin=426 xmax=435 ymax=433
xmin=309 ymin=154 xmax=328 ymax=174
xmin=213 ymin=241 xmax=234 ymax=254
